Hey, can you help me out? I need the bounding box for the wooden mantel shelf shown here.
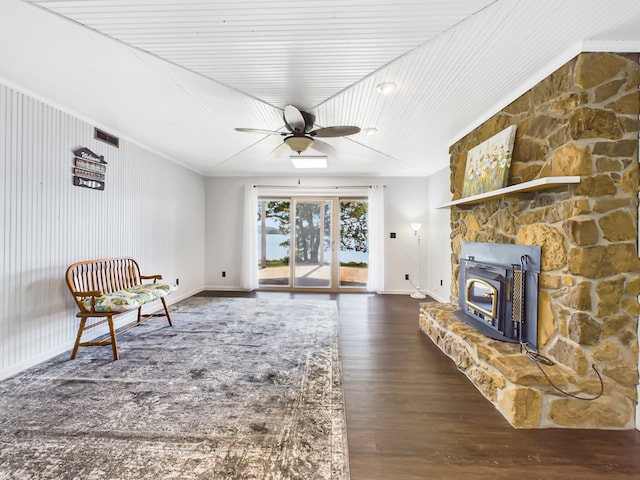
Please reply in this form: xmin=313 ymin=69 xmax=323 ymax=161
xmin=437 ymin=176 xmax=581 ymax=209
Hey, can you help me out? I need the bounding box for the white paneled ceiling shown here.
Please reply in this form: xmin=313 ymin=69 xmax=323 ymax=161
xmin=23 ymin=0 xmax=496 ymax=109
xmin=2 ymin=0 xmax=640 ymax=176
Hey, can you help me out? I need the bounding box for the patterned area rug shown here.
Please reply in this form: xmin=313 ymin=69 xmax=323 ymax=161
xmin=0 ymin=297 xmax=349 ymax=480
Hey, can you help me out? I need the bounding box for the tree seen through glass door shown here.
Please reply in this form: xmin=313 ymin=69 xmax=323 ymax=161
xmin=257 ymin=200 xmax=291 ymax=286
xmin=293 ymin=199 xmax=332 ymax=287
xmin=339 ymin=200 xmax=368 ymax=288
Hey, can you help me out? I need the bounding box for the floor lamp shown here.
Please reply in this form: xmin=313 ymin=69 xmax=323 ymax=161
xmin=410 ymin=223 xmax=426 ymax=299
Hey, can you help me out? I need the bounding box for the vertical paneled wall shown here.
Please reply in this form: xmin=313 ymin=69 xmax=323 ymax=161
xmin=0 ymin=83 xmax=206 ymax=379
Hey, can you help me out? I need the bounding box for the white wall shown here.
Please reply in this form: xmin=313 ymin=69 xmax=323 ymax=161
xmin=204 ymin=176 xmax=430 ymax=293
xmin=382 ymin=177 xmax=430 ymax=294
xmin=425 ymin=167 xmax=453 ymax=302
xmin=0 ymin=82 xmax=206 ymax=380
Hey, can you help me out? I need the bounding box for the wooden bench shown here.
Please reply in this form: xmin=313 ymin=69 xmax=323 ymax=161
xmin=65 ymin=257 xmax=176 ymax=360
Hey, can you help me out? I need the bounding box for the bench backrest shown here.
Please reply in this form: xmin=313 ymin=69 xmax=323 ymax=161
xmin=66 ymin=257 xmax=142 ymax=310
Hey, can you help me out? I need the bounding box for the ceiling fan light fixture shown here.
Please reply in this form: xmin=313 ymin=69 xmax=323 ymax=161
xmin=290 ymin=155 xmax=327 ymax=169
xmin=364 ymin=127 xmax=378 ymax=135
xmin=284 ymin=135 xmax=314 ymax=153
xmin=376 ymin=81 xmax=397 ymax=95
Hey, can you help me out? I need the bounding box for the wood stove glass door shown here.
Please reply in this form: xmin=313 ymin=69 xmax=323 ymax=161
xmin=466 ymin=278 xmax=498 ymax=322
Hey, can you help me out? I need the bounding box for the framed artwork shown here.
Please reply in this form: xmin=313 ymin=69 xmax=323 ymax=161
xmin=461 ymin=125 xmax=517 ymax=197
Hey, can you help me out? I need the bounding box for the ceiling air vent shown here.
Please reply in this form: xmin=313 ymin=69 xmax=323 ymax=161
xmin=94 ymin=128 xmax=119 ymax=148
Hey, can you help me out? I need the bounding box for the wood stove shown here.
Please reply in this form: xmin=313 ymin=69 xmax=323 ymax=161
xmin=457 ymin=242 xmax=541 ymax=348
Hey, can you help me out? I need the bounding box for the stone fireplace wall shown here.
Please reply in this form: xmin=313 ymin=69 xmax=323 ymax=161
xmin=435 ymin=52 xmax=639 ymax=428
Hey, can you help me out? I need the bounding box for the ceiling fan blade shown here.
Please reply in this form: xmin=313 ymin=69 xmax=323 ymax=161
xmin=309 ymin=126 xmax=361 ymax=138
xmin=283 ymin=105 xmax=306 ymax=133
xmin=235 ymin=128 xmax=285 ymax=136
xmin=309 ymin=139 xmax=336 ymax=156
xmin=301 ymin=111 xmax=315 ymax=132
xmin=270 ymin=141 xmax=290 ymax=157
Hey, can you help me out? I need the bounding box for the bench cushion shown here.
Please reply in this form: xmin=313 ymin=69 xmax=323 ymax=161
xmin=80 ymin=283 xmax=177 ymax=313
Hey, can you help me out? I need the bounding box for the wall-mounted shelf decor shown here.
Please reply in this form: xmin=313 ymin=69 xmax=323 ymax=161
xmin=437 ymin=176 xmax=581 ymax=209
xmin=72 ymin=147 xmax=107 ymax=191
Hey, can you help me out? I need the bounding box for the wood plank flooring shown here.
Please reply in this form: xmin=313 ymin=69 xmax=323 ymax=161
xmin=198 ymin=291 xmax=640 ymax=479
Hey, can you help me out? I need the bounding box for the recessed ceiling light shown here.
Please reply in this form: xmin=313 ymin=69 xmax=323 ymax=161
xmin=290 ymin=155 xmax=327 ymax=169
xmin=376 ymin=82 xmax=397 ymax=94
xmin=364 ymin=127 xmax=378 ymax=135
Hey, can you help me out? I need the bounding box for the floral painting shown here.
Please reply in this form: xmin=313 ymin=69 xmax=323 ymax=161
xmin=461 ymin=125 xmax=517 ymax=197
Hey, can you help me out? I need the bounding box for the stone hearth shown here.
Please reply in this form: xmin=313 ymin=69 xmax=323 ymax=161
xmin=420 ymin=302 xmax=634 ymax=428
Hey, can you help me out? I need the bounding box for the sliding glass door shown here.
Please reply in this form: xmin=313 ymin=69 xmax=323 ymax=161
xmin=257 ymin=196 xmax=368 ymax=291
xmin=292 ymin=199 xmax=332 ymax=287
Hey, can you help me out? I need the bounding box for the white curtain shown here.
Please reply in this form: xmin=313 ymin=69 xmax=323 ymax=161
xmin=367 ymin=184 xmax=385 ymax=293
xmin=239 ymin=184 xmax=258 ymax=290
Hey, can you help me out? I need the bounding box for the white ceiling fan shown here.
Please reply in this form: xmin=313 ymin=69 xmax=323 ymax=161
xmin=235 ymin=105 xmax=360 ymax=155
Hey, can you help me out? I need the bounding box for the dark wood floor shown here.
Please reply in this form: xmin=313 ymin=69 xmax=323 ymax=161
xmin=200 ymin=291 xmax=640 ymax=479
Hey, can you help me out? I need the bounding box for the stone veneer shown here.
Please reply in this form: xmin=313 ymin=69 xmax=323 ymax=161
xmin=423 ymin=52 xmax=640 ymax=428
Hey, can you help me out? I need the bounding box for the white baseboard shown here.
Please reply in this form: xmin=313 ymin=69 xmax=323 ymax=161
xmin=0 ymin=344 xmax=75 ymax=381
xmin=166 ymin=287 xmax=203 ymax=304
xmin=203 ymin=285 xmax=252 ymax=291
xmin=380 ymin=289 xmax=417 ymax=296
xmin=423 ymin=290 xmax=450 ymax=304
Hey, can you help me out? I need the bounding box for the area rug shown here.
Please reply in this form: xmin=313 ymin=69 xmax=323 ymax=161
xmin=0 ymin=297 xmax=349 ymax=480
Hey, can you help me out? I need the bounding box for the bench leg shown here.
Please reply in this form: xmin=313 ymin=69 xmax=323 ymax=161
xmin=161 ymin=297 xmax=173 ymax=326
xmin=71 ymin=317 xmax=88 ymax=360
xmin=107 ymin=315 xmax=119 ymax=360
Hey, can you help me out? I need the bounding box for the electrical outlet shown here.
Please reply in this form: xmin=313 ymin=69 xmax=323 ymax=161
xmin=405 ymin=274 xmax=409 ymax=280
xmin=222 ymin=271 xmax=226 ymax=278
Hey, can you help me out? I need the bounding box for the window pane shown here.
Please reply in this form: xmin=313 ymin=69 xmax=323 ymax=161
xmin=293 ymin=200 xmax=331 ymax=288
xmin=258 ymin=199 xmax=291 ymax=286
xmin=339 ymin=200 xmax=368 ymax=288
